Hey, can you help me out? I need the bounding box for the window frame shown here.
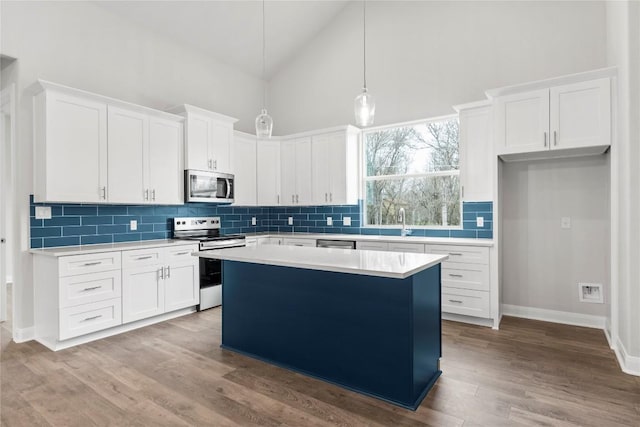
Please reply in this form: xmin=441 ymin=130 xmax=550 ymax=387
xmin=361 ymin=114 xmax=462 ymax=229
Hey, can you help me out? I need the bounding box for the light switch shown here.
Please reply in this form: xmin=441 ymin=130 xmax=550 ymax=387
xmin=476 ymin=216 xmax=484 ymax=228
xmin=130 ymin=220 xmax=137 ymax=231
xmin=288 ymin=217 xmax=293 ymax=226
xmin=35 ymin=206 xmax=52 ymax=220
xmin=326 ymin=217 xmax=333 ymax=226
xmin=343 ymin=216 xmax=351 ymax=226
xmin=251 ymin=217 xmax=257 ymax=226
xmin=561 ymin=217 xmax=571 ymax=229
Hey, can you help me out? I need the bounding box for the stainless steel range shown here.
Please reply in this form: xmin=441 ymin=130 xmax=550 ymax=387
xmin=173 ymin=217 xmax=245 ymax=310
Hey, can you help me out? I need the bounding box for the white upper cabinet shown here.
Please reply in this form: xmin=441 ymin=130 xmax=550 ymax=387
xmin=257 ymin=139 xmax=281 ymax=206
xmin=456 ymin=102 xmax=493 ymax=202
xmin=30 ymin=80 xmax=184 ymax=204
xmin=281 ymin=137 xmax=312 ymax=205
xmin=107 ymin=106 xmax=148 ymax=204
xmin=311 ymin=128 xmax=358 ymax=205
xmin=171 ymin=104 xmax=238 ymax=174
xmin=492 ymin=74 xmax=611 ymax=160
xmin=33 ymin=89 xmax=108 ymax=203
xmin=148 ymin=117 xmax=184 ymax=205
xmin=233 ymin=132 xmax=257 ymax=206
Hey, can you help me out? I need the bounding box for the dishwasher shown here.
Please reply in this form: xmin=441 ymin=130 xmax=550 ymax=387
xmin=316 ymin=239 xmax=356 ymax=249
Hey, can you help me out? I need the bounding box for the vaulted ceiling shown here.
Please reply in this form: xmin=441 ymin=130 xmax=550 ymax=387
xmin=95 ymin=1 xmax=351 ymax=80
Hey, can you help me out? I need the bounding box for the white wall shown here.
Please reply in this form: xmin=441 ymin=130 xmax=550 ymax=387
xmin=501 ymin=156 xmax=610 ymax=317
xmin=0 ymin=1 xmax=264 ymax=334
xmin=268 ymin=1 xmax=608 ymax=134
xmin=606 ymin=1 xmax=640 ymax=362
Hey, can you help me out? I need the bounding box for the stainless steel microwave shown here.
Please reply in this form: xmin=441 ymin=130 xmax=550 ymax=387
xmin=185 ymin=170 xmax=234 ymax=203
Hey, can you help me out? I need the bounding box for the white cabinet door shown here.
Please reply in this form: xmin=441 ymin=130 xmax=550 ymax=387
xmin=211 ymin=121 xmax=233 ymax=173
xmin=494 ymin=89 xmax=549 ymax=155
xmin=148 ymin=117 xmax=183 ymax=204
xmin=185 ymin=113 xmax=210 ymax=171
xmin=280 ymin=139 xmax=297 ymax=205
xmin=122 ymin=264 xmax=165 ymax=323
xmin=295 ymin=137 xmax=313 ymax=205
xmin=311 ymin=134 xmax=331 ymax=204
xmin=283 ymin=238 xmax=316 ymax=247
xmin=327 ymin=132 xmax=353 ymax=205
xmin=107 ymin=106 xmax=148 ymax=204
xmin=550 ymin=78 xmax=610 ymax=150
xmin=356 ymin=241 xmax=389 ymax=251
xmin=164 ymin=260 xmax=199 ymax=312
xmin=233 ymin=133 xmax=257 ymax=206
xmin=459 ymin=105 xmax=493 ymax=201
xmin=387 ymin=242 xmax=425 ymax=253
xmin=257 ymin=139 xmax=281 ymax=206
xmin=38 ymin=92 xmax=108 ymax=203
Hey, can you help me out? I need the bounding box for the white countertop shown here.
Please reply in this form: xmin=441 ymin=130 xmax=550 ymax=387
xmin=246 ymin=233 xmax=493 ymax=247
xmin=195 ymin=245 xmax=448 ymax=279
xmin=29 ymin=239 xmax=198 ymax=257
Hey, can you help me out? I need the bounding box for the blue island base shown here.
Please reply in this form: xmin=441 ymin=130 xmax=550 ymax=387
xmin=221 ymin=261 xmax=443 ymax=410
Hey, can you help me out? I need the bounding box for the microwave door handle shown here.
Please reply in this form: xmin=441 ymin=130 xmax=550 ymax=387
xmin=226 ymin=179 xmax=232 ymax=199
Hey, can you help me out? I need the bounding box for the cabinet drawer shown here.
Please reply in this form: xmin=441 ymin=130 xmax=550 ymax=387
xmin=59 ymin=297 xmax=122 ymax=340
xmin=356 ymin=241 xmax=389 ymax=251
xmin=442 ymin=264 xmax=489 ymax=291
xmin=59 ymin=270 xmax=122 ymax=308
xmin=283 ymin=238 xmax=316 ymax=247
xmin=122 ymin=247 xmax=164 ymax=268
xmin=165 ymin=245 xmax=198 ymax=263
xmin=58 ymin=252 xmax=121 ymax=277
xmin=442 ymin=287 xmax=490 ymax=318
xmin=387 ymin=242 xmax=425 ymax=253
xmin=426 ymin=245 xmax=489 ymax=265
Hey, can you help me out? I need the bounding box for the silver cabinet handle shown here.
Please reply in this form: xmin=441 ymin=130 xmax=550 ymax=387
xmin=448 ymin=299 xmax=463 ymax=304
xmin=208 ymin=159 xmax=212 ymax=169
xmin=136 ymin=255 xmax=153 ymax=260
xmin=82 ymin=315 xmax=102 ymax=322
xmin=175 ymin=251 xmax=190 ymax=256
xmin=159 ymin=267 xmax=164 ymax=280
xmin=291 ymin=195 xmax=294 ymax=203
xmin=329 ymin=193 xmax=332 ymax=202
xmin=101 ymin=186 xmax=107 ymax=200
xmin=544 ymin=132 xmax=547 ymax=147
xmin=448 ymin=252 xmax=463 ymax=256
xmin=325 ymin=193 xmax=328 ymax=202
xmin=554 ymin=130 xmax=558 ymax=146
xmin=82 ymin=286 xmax=102 ymax=292
xmin=461 ymin=185 xmax=465 ymax=199
xmin=166 ymin=266 xmax=171 ymax=278
xmin=214 ymin=160 xmax=217 ymax=170
xmin=448 ymin=274 xmax=463 ymax=278
xmin=83 ymin=261 xmax=102 ymax=266
xmin=277 ymin=195 xmax=280 ymax=204
xmin=152 ymin=189 xmax=156 ymax=201
xmin=296 ymin=194 xmax=299 ymax=203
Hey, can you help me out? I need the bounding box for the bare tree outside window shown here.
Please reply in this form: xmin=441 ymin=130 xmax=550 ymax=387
xmin=364 ymin=117 xmax=460 ymax=227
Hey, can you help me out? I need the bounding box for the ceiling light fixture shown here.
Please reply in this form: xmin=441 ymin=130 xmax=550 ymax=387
xmin=255 ymin=0 xmax=273 ymax=138
xmin=354 ymin=0 xmax=375 ymax=127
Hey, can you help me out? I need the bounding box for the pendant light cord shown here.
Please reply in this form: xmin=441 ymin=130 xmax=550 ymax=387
xmin=262 ymin=0 xmax=267 ymax=109
xmin=363 ymin=0 xmax=367 ymax=91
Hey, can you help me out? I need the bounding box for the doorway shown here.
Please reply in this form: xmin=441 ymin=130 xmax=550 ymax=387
xmin=1 ymin=82 xmax=15 ymax=338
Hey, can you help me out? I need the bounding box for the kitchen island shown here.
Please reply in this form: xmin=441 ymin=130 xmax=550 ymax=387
xmin=196 ymin=245 xmax=448 ymax=410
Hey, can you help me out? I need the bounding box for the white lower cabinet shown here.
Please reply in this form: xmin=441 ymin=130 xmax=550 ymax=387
xmin=283 ymin=238 xmax=316 ymax=247
xmin=356 ymin=241 xmax=389 ymax=251
xmin=441 ymin=287 xmax=491 ymax=318
xmin=387 ymin=242 xmax=425 ymax=253
xmin=33 ymin=242 xmax=199 ymax=350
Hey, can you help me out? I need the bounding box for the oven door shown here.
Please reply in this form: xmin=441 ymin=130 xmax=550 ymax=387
xmin=199 ymin=256 xmax=222 ymax=310
xmin=185 ymin=170 xmax=234 ymax=203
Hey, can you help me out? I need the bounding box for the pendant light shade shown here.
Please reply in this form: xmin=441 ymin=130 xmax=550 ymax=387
xmin=256 ymin=0 xmax=273 ymax=138
xmin=354 ymin=0 xmax=375 ymax=127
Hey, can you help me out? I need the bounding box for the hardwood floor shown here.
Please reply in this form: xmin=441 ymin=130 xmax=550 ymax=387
xmin=1 ymin=310 xmax=638 ymax=426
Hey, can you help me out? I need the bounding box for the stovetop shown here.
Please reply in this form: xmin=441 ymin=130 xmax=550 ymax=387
xmin=174 ymin=233 xmax=245 ymax=242
xmin=172 ymin=217 xmax=245 ymax=245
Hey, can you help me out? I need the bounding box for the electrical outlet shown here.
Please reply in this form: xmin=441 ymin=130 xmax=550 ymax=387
xmin=35 ymin=206 xmax=52 ymax=219
xmin=326 ymin=217 xmax=333 ymax=226
xmin=130 ymin=220 xmax=137 ymax=231
xmin=251 ymin=217 xmax=257 ymax=226
xmin=578 ymin=283 xmax=603 ymax=303
xmin=343 ymin=216 xmax=351 ymax=226
xmin=288 ymin=217 xmax=293 ymax=226
xmin=561 ymin=217 xmax=571 ymax=229
xmin=476 ymin=216 xmax=484 ymax=228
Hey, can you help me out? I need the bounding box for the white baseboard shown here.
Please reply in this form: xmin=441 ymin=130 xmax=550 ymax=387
xmin=13 ymin=326 xmax=35 ymax=343
xmin=501 ymin=304 xmax=606 ymax=329
xmin=614 ymin=337 xmax=640 ymax=376
xmin=442 ymin=312 xmax=494 ymax=328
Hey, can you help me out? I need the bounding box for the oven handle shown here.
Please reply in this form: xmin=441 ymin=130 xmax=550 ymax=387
xmin=201 ymin=240 xmax=246 ymax=250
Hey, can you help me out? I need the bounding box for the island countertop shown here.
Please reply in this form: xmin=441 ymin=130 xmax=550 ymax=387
xmin=195 ymin=245 xmax=448 ymax=279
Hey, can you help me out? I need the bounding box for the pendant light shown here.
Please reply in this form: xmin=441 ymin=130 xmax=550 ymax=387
xmin=255 ymin=0 xmax=273 ymax=138
xmin=354 ymin=0 xmax=375 ymax=127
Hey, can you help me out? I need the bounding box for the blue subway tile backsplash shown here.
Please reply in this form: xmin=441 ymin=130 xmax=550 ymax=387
xmin=29 ymin=195 xmax=493 ymax=248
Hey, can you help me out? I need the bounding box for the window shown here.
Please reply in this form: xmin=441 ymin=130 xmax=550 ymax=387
xmin=363 ymin=116 xmax=460 ymax=227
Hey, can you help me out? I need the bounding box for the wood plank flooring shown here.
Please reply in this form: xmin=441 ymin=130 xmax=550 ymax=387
xmin=1 ymin=310 xmax=639 ymax=426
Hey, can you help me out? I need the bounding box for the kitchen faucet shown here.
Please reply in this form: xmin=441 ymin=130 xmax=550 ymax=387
xmin=397 ymin=208 xmax=411 ymax=236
